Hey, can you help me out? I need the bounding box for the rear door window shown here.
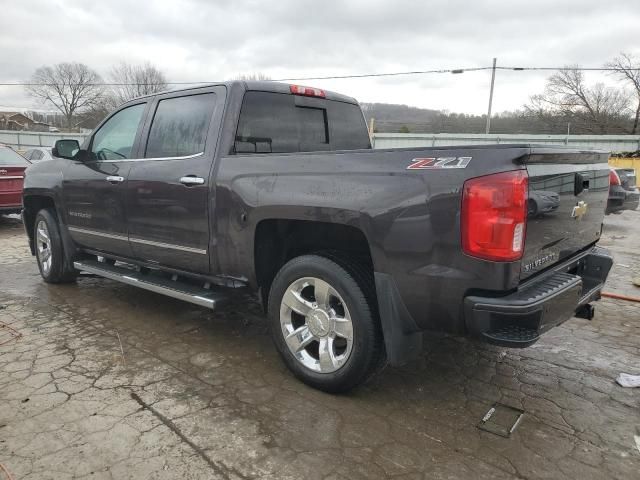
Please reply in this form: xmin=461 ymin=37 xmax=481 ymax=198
xmin=145 ymin=93 xmax=217 ymax=158
xmin=234 ymin=91 xmax=370 ymax=154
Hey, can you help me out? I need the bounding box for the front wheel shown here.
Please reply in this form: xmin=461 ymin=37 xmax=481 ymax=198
xmin=268 ymin=254 xmax=384 ymax=393
xmin=34 ymin=209 xmax=78 ymax=283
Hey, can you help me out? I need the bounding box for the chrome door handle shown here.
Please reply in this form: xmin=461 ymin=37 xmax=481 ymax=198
xmin=179 ymin=176 xmax=205 ymax=186
xmin=106 ymin=176 xmax=124 ymax=183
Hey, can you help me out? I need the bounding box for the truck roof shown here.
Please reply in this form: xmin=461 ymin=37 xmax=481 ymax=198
xmin=131 ymin=80 xmax=359 ymax=104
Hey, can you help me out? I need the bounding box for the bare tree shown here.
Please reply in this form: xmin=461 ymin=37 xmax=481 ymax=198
xmin=606 ymin=52 xmax=640 ymax=134
xmin=109 ymin=62 xmax=168 ymax=104
xmin=75 ymin=95 xmax=119 ymax=130
xmin=26 ymin=63 xmax=104 ymax=128
xmin=525 ymin=66 xmax=631 ymax=134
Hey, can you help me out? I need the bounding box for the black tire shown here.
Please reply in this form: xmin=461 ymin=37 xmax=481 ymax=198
xmin=34 ymin=209 xmax=78 ymax=283
xmin=267 ymin=254 xmax=384 ymax=393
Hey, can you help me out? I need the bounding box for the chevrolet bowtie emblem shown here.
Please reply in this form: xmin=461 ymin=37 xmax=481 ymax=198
xmin=571 ymin=200 xmax=588 ymax=220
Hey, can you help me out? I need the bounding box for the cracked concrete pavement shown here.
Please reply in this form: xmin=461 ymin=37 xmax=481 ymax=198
xmin=1 ymin=211 xmax=639 ymax=479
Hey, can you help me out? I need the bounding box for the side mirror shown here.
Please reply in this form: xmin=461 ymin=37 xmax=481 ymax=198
xmin=52 ymin=139 xmax=80 ymax=160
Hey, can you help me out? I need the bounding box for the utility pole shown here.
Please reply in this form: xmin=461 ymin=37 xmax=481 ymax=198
xmin=368 ymin=117 xmax=376 ymax=148
xmin=485 ymin=57 xmax=497 ymax=134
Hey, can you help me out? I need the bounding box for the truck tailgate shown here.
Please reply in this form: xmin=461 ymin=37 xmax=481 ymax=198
xmin=521 ymin=148 xmax=610 ymax=279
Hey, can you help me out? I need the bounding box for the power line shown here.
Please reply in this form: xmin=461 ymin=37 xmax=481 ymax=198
xmin=497 ymin=66 xmax=634 ymax=72
xmin=0 ymin=81 xmax=210 ymax=87
xmin=272 ymin=67 xmax=491 ymax=81
xmin=0 ymin=65 xmax=637 ymax=87
xmin=0 ymin=68 xmax=488 ymax=86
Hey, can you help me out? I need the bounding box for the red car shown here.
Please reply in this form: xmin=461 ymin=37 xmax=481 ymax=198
xmin=0 ymin=145 xmax=30 ymax=215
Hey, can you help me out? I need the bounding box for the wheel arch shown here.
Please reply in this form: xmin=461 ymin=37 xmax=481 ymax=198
xmin=253 ymin=218 xmax=375 ymax=306
xmin=252 ymin=216 xmax=423 ymax=368
xmin=23 ymin=194 xmax=57 ymax=255
xmin=23 ymin=193 xmax=77 ymax=265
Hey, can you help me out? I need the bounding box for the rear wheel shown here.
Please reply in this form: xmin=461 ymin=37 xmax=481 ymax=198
xmin=268 ymin=254 xmax=384 ymax=393
xmin=34 ymin=209 xmax=78 ymax=283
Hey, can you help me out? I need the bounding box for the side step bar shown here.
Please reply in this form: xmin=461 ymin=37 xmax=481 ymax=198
xmin=73 ymin=259 xmax=227 ymax=310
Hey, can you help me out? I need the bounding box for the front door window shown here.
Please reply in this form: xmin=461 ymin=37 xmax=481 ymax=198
xmin=91 ymin=103 xmax=145 ymax=160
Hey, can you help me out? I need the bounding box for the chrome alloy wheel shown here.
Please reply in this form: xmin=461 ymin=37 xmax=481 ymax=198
xmin=36 ymin=220 xmax=52 ymax=275
xmin=280 ymin=277 xmax=354 ymax=373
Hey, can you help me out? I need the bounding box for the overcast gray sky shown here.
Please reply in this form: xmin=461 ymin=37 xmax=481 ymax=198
xmin=1 ymin=0 xmax=638 ymax=114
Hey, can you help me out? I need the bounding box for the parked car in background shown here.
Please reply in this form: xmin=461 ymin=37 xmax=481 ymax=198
xmin=23 ymin=147 xmax=55 ymax=163
xmin=0 ymin=145 xmax=30 ymax=215
xmin=527 ymin=190 xmax=560 ymax=217
xmin=607 ymin=167 xmax=639 ymax=214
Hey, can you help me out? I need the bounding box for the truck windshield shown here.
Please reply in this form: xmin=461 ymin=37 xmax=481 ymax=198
xmin=235 ymin=91 xmax=371 ymax=154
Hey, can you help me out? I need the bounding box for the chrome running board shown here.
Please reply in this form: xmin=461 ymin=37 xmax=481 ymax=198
xmin=73 ymin=259 xmax=227 ymax=310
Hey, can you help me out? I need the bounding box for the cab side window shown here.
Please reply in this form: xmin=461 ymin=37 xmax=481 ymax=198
xmin=90 ymin=103 xmax=146 ymax=160
xmin=145 ymin=93 xmax=217 ymax=159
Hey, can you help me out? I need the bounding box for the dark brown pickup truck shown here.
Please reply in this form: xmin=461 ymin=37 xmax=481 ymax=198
xmin=22 ymin=81 xmax=612 ymax=392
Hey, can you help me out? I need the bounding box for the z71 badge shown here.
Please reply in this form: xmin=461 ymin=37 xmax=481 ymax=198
xmin=407 ymin=156 xmax=472 ymax=170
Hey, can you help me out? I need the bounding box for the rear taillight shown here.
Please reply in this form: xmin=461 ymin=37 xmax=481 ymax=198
xmin=609 ymin=169 xmax=621 ymax=186
xmin=289 ymin=84 xmax=326 ymax=98
xmin=461 ymin=170 xmax=528 ymax=262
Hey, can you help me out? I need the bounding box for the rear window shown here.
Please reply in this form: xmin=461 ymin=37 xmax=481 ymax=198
xmin=0 ymin=147 xmax=30 ymax=166
xmin=234 ymin=91 xmax=370 ymax=154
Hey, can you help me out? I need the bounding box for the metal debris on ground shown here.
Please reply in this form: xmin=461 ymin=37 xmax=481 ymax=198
xmin=616 ymin=373 xmax=640 ymax=388
xmin=602 ymin=291 xmax=640 ymax=302
xmin=114 ymin=329 xmax=126 ymax=366
xmin=477 ymin=403 xmax=525 ymax=438
xmin=0 ymin=321 xmax=22 ymax=346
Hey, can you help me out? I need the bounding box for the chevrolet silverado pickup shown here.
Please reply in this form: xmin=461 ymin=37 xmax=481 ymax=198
xmin=22 ymin=81 xmax=613 ymax=392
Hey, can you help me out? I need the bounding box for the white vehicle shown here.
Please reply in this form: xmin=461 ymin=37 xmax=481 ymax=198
xmin=23 ymin=147 xmax=55 ymax=163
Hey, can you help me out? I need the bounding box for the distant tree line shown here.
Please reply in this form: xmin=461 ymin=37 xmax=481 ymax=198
xmin=22 ymin=66 xmax=275 ymax=131
xmin=367 ymin=52 xmax=640 ymax=135
xmin=23 ymin=52 xmax=640 ymax=134
xmin=362 ymin=106 xmax=638 ymax=135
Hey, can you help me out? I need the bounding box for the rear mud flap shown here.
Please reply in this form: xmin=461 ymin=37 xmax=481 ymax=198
xmin=374 ymin=272 xmax=423 ymax=366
